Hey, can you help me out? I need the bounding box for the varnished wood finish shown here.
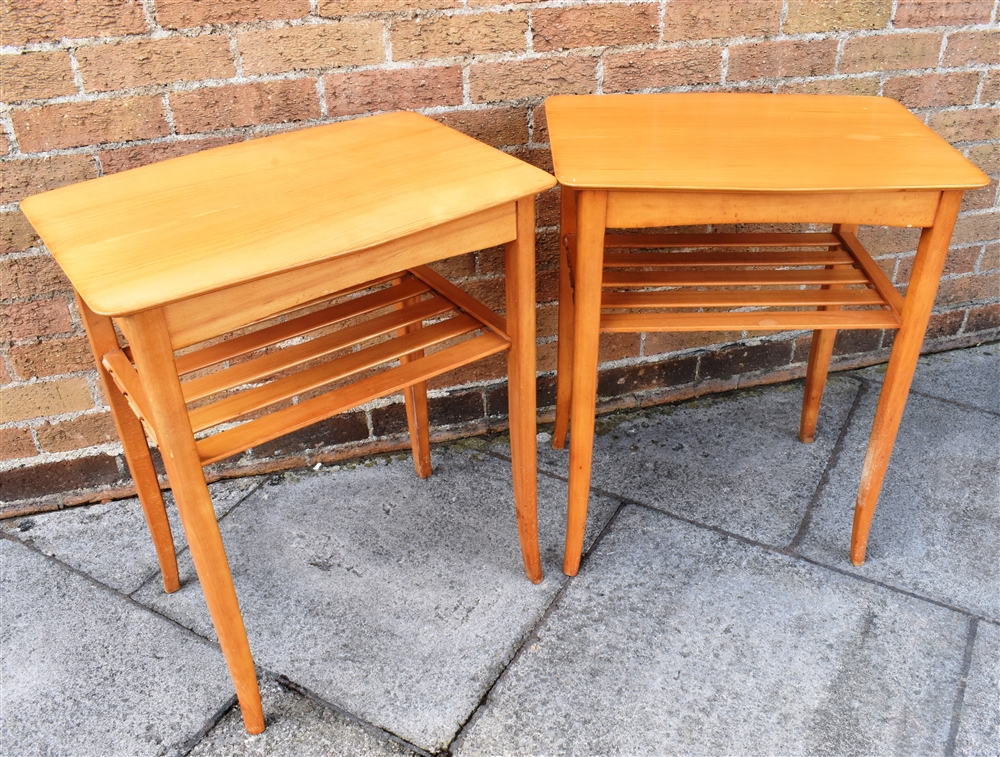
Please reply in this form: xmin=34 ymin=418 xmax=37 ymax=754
xmin=21 ymin=113 xmax=556 ymax=733
xmin=546 ymin=93 xmax=988 ymax=576
xmin=553 ymin=186 xmax=578 ymax=450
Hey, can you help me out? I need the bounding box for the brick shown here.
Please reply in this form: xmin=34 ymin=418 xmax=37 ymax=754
xmin=0 ymin=454 xmax=121 ymax=502
xmin=858 ymin=226 xmax=922 ymax=255
xmin=981 ymin=71 xmax=1000 ymax=106
xmin=324 ymin=66 xmax=463 ymax=117
xmin=840 ymin=33 xmax=943 ymax=73
xmin=98 ymin=136 xmax=241 ymax=174
xmin=662 ymin=0 xmax=781 ymax=41
xmin=320 ymin=0 xmax=459 ymax=13
xmin=961 ymin=179 xmax=998 ymax=211
xmin=434 ymin=107 xmax=529 ymax=148
xmin=370 ymin=402 xmax=408 ymax=437
xmin=427 ymin=252 xmax=476 ymax=278
xmin=927 ymin=108 xmax=1000 ymax=143
xmin=882 ymin=72 xmax=980 ymax=109
xmin=9 ymin=336 xmax=94 ymax=379
xmin=3 ymin=0 xmax=146 ymax=46
xmin=0 ymin=134 xmax=9 ymax=156
xmin=471 ymin=57 xmax=597 ymax=102
xmin=1 ymin=300 xmax=74 ymax=341
xmin=1 ymin=212 xmax=40 ymax=254
xmin=604 ymin=47 xmax=721 ymax=92
xmin=831 ymin=329 xmax=881 ymax=356
xmin=785 ymin=0 xmax=892 ymax=33
xmin=170 ymin=80 xmax=320 ymax=134
xmin=428 ymin=390 xmax=483 ymax=426
xmin=965 ymin=302 xmax=1000 ymax=332
xmin=533 ymin=5 xmax=658 ymax=52
xmin=924 ymin=309 xmax=965 ymax=340
xmin=239 ymin=21 xmax=383 ymax=75
xmin=951 ymin=211 xmax=1000 ymax=246
xmin=156 ymin=0 xmax=310 ymax=28
xmin=392 ymin=12 xmax=527 ymax=60
xmin=76 ymin=36 xmax=235 ymax=93
xmin=943 ymin=31 xmax=1000 ymax=67
xmin=1 ymin=254 xmax=71 ymax=298
xmin=0 ymin=52 xmax=77 ymax=102
xmin=507 ymin=146 xmax=553 ymax=174
xmin=0 ymin=361 xmax=9 ymax=384
xmin=0 ymin=155 xmax=98 ymax=206
xmin=894 ymin=0 xmax=993 ymax=28
xmin=698 ymin=341 xmax=793 ymax=381
xmin=597 ymin=356 xmax=699 ymax=398
xmin=968 ymin=142 xmax=1000 ymax=176
xmin=0 ymin=427 xmax=37 ymax=461
xmin=777 ymin=77 xmax=881 ymax=96
xmin=727 ymin=39 xmax=838 ymax=82
xmin=598 ymin=333 xmax=642 ymax=363
xmin=981 ymin=242 xmax=1000 ymax=271
xmin=11 ymin=97 xmax=169 ymax=153
xmin=35 ymin=412 xmax=118 ymax=453
xmin=645 ymin=331 xmax=742 ymax=356
xmin=935 ymin=270 xmax=1000 ymax=305
xmin=0 ymin=377 xmax=93 ymax=422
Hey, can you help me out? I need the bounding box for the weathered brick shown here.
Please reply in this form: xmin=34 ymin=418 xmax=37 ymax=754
xmin=785 ymin=0 xmax=892 ymax=33
xmin=0 ymin=427 xmax=37 ymax=461
xmin=3 ymin=0 xmax=146 ymax=46
xmin=603 ymin=47 xmax=721 ymax=92
xmin=966 ymin=143 xmax=1000 ymax=177
xmin=239 ymin=21 xmax=384 ymax=75
xmin=776 ymin=77 xmax=880 ymax=96
xmin=471 ymin=56 xmax=597 ymax=102
xmin=882 ymin=72 xmax=980 ymax=108
xmin=11 ymin=97 xmax=169 ymax=152
xmin=1 ymin=300 xmax=74 ymax=341
xmin=727 ymin=39 xmax=838 ymax=81
xmin=924 ymin=309 xmax=965 ymax=340
xmin=961 ymin=179 xmax=998 ymax=211
xmin=943 ymin=31 xmax=1000 ymax=67
xmin=965 ymin=302 xmax=1000 ymax=332
xmin=840 ymin=33 xmax=943 ymax=73
xmin=951 ymin=211 xmax=1000 ymax=246
xmin=698 ymin=341 xmax=793 ymax=381
xmin=898 ymin=245 xmax=979 ymax=282
xmin=0 ymin=134 xmax=9 ymax=156
xmin=936 ymin=270 xmax=1000 ymax=305
xmin=663 ymin=0 xmax=781 ymax=41
xmin=0 ymin=454 xmax=121 ymax=502
xmin=1 ymin=254 xmax=71 ymax=298
xmin=170 ymin=80 xmax=320 ymax=133
xmin=427 ymin=252 xmax=476 ymax=279
xmin=9 ymin=336 xmax=93 ymax=379
xmin=433 ymin=107 xmax=529 ymax=148
xmin=0 ymin=155 xmax=98 ymax=206
xmin=0 ymin=361 xmax=9 ymax=384
xmin=156 ymin=0 xmax=310 ymax=29
xmin=981 ymin=70 xmax=1000 ymax=106
xmin=1 ymin=212 xmax=40 ymax=254
xmin=598 ymin=333 xmax=641 ymax=363
xmin=98 ymin=136 xmax=241 ymax=174
xmin=981 ymin=242 xmax=1000 ymax=271
xmin=76 ymin=36 xmax=235 ymax=93
xmin=35 ymin=412 xmax=118 ymax=452
xmin=0 ymin=377 xmax=93 ymax=422
xmin=927 ymin=108 xmax=1000 ymax=143
xmin=894 ymin=0 xmax=993 ymax=28
xmin=0 ymin=52 xmax=77 ymax=103
xmin=597 ymin=355 xmax=698 ymax=398
xmin=320 ymin=0 xmax=459 ymax=13
xmin=428 ymin=390 xmax=484 ymax=427
xmin=645 ymin=331 xmax=743 ymax=356
xmin=533 ymin=4 xmax=658 ymax=52
xmin=392 ymin=12 xmax=527 ymax=60
xmin=324 ymin=66 xmax=463 ymax=117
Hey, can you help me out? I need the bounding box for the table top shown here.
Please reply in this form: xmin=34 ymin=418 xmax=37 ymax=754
xmin=21 ymin=112 xmax=555 ymax=316
xmin=545 ymin=93 xmax=988 ymax=193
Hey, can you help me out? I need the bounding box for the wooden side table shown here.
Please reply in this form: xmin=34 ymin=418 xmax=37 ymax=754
xmin=545 ymin=94 xmax=988 ymax=577
xmin=21 ymin=112 xmax=555 ymax=733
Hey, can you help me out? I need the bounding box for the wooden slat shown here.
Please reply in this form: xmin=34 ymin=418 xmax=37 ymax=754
xmin=603 ymin=268 xmax=869 ymax=287
xmin=837 ymin=230 xmax=906 ymax=317
xmin=602 ymin=288 xmax=886 ymax=309
xmin=601 ymin=309 xmax=901 ymax=332
xmin=189 ymin=314 xmax=480 ymax=432
xmin=601 ymin=249 xmax=854 ymax=267
xmin=175 ymin=277 xmax=430 ymax=375
xmin=409 ymin=265 xmax=509 ymax=337
xmin=196 ymin=331 xmax=509 ymax=465
xmin=181 ymin=295 xmax=451 ymax=402
xmin=602 ymin=232 xmax=842 ymax=249
xmin=102 ymin=349 xmax=159 ymax=445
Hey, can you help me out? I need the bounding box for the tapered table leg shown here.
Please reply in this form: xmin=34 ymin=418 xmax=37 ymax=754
xmin=553 ymin=187 xmax=578 ymax=450
xmin=395 ymin=277 xmax=433 ymax=479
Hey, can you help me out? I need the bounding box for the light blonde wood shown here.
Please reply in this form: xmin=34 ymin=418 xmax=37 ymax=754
xmin=602 ymin=249 xmax=854 ymax=267
xmin=553 ymin=187 xmax=578 ymax=450
xmin=102 ymin=349 xmax=159 ymax=444
xmin=602 ymin=289 xmax=884 ymax=309
xmin=602 ymin=268 xmax=870 ymax=288
xmin=601 ymin=310 xmax=899 ymax=332
xmin=603 ymin=232 xmax=843 ymax=248
xmin=837 ymin=230 xmax=905 ymax=317
xmin=394 ymin=277 xmax=432 ymax=480
xmin=409 ymin=265 xmax=509 ymax=336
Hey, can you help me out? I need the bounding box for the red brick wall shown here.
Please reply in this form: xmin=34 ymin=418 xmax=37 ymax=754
xmin=2 ymin=0 xmax=998 ymax=512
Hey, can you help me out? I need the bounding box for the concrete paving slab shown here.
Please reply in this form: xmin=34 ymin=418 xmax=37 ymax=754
xmin=455 ymin=505 xmax=970 ymax=757
xmin=797 ymin=389 xmax=1000 ymax=621
xmin=0 ymin=537 xmax=232 ymax=757
xmin=0 ymin=477 xmax=261 ymax=595
xmin=132 ymin=447 xmax=619 ymax=753
xmin=954 ymin=620 xmax=1000 ymax=756
xmin=188 ymin=677 xmax=417 ymax=757
xmin=537 ymin=376 xmax=860 ymax=548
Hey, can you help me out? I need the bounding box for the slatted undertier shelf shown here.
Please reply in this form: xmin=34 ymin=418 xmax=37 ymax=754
xmin=102 ymin=267 xmax=510 ymax=466
xmin=572 ymin=230 xmax=904 ymax=333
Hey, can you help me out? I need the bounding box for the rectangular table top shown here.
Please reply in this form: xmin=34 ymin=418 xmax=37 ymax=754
xmin=545 ymin=93 xmax=988 ymax=194
xmin=21 ymin=112 xmax=555 ymax=316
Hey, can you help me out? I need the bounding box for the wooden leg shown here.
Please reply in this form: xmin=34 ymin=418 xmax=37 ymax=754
xmin=126 ymin=308 xmax=265 ymax=735
xmin=395 ymin=277 xmax=432 ymax=479
xmin=850 ymin=191 xmax=964 ymax=566
xmin=563 ymin=191 xmax=607 ymax=577
xmin=75 ymin=294 xmax=180 ymax=593
xmin=800 ymin=224 xmax=857 ymax=443
xmin=553 ymin=187 xmax=578 ymax=450
xmin=506 ymin=196 xmax=543 ymax=583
